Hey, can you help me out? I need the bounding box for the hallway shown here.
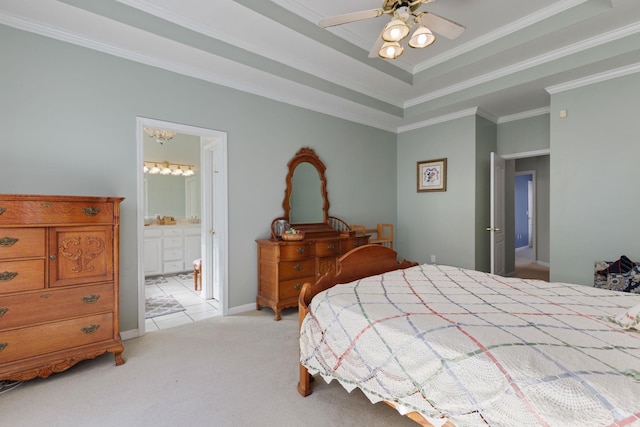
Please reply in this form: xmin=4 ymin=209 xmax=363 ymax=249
xmin=514 ymin=246 xmax=549 ymax=281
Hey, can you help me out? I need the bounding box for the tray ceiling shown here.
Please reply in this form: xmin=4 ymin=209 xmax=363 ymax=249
xmin=1 ymin=0 xmax=639 ymax=131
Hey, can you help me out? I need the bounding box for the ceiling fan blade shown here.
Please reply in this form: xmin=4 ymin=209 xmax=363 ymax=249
xmin=368 ymin=32 xmax=385 ymax=58
xmin=419 ymin=12 xmax=466 ymax=40
xmin=319 ymin=9 xmax=383 ymax=28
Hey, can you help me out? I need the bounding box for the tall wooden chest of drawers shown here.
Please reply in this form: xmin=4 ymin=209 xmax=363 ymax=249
xmin=256 ymin=234 xmax=368 ymax=320
xmin=0 ymin=194 xmax=125 ymax=380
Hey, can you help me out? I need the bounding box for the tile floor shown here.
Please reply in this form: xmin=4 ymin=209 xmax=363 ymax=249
xmin=145 ymin=272 xmax=220 ymax=332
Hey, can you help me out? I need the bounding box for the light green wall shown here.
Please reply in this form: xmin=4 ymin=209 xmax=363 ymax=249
xmin=396 ymin=115 xmax=480 ymax=268
xmin=550 ymin=72 xmax=640 ymax=285
xmin=4 ymin=23 xmax=639 ymax=332
xmin=0 ymin=25 xmax=397 ymax=331
xmin=498 ymin=114 xmax=550 ymax=155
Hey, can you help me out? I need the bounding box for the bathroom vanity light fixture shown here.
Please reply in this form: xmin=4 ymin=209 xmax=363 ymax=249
xmin=143 ymin=127 xmax=177 ymax=144
xmin=144 ymin=161 xmax=195 ymax=176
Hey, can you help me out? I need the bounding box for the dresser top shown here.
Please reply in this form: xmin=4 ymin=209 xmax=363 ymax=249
xmin=0 ymin=194 xmax=125 ymax=203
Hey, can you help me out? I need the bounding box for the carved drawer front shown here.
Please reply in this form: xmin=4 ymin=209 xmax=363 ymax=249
xmin=0 ymin=312 xmax=114 ymax=364
xmin=0 ymin=228 xmax=45 ymax=260
xmin=49 ymin=226 xmax=113 ymax=287
xmin=341 ymin=236 xmax=368 ymax=253
xmin=316 ymin=240 xmax=341 ymax=257
xmin=0 ymin=260 xmax=45 ymax=294
xmin=0 ymin=284 xmax=113 ymax=330
xmin=279 ymin=276 xmax=315 ymax=300
xmin=279 ymin=243 xmax=315 ymax=260
xmin=278 ymin=258 xmax=315 ymax=281
xmin=0 ymin=201 xmax=113 ymax=225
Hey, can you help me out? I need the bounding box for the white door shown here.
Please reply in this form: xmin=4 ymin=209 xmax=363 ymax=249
xmin=490 ymin=152 xmax=506 ymax=275
xmin=202 ymin=135 xmax=228 ymax=311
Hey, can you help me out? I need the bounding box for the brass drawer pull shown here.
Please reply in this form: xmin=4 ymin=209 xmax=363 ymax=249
xmin=40 ymin=294 xmax=52 ymax=299
xmin=0 ymin=307 xmax=8 ymax=317
xmin=294 ymin=283 xmax=302 ymax=290
xmin=81 ymin=324 xmax=100 ymax=334
xmin=81 ymin=294 xmax=100 ymax=304
xmin=0 ymin=343 xmax=7 ymax=352
xmin=0 ymin=237 xmax=18 ymax=247
xmin=0 ymin=208 xmax=5 ymax=215
xmin=327 ymin=244 xmax=335 ymax=251
xmin=82 ymin=207 xmax=100 ymax=216
xmin=0 ymin=271 xmax=18 ymax=282
xmin=294 ymin=264 xmax=302 ymax=271
xmin=296 ymin=247 xmax=305 ymax=254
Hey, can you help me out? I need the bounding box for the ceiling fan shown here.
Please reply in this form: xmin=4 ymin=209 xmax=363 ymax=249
xmin=319 ymin=0 xmax=465 ymax=59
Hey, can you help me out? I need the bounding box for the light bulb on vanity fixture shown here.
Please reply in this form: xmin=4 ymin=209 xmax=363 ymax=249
xmin=143 ymin=161 xmax=196 ymax=176
xmin=160 ymin=162 xmax=172 ymax=175
xmin=149 ymin=163 xmax=161 ymax=174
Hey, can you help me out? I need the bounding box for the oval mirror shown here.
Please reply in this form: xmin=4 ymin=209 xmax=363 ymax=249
xmin=289 ymin=162 xmax=323 ymax=223
xmin=281 ymin=148 xmax=332 ymax=236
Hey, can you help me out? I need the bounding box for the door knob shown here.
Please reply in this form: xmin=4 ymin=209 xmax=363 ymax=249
xmin=209 ymin=229 xmax=216 ymax=235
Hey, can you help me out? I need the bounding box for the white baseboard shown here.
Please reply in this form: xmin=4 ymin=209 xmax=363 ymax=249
xmin=227 ymin=302 xmax=257 ymax=315
xmin=121 ymin=329 xmax=140 ymax=340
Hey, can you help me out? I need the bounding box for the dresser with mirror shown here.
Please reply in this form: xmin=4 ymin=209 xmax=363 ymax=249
xmin=256 ymin=148 xmax=369 ymax=320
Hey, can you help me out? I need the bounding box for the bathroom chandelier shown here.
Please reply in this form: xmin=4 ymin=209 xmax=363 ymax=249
xmin=144 ymin=127 xmax=177 ymax=144
xmin=144 ymin=161 xmax=195 ymax=176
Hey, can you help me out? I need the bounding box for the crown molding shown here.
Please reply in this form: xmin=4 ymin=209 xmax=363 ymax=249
xmin=119 ymin=0 xmax=407 ymax=109
xmin=397 ymin=108 xmax=479 ymax=133
xmin=498 ymin=107 xmax=550 ymax=124
xmin=405 ymin=20 xmax=640 ymax=108
xmin=546 ymin=61 xmax=640 ymax=94
xmin=412 ymin=0 xmax=591 ymax=73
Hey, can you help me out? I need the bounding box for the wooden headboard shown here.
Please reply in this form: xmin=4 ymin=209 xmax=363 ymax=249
xmin=298 ymin=244 xmax=417 ymax=310
xmin=297 ymin=244 xmax=417 ymax=397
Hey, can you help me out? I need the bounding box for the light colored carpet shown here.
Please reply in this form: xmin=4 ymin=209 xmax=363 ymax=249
xmin=0 ymin=309 xmax=416 ymax=427
xmin=514 ymin=263 xmax=550 ymax=281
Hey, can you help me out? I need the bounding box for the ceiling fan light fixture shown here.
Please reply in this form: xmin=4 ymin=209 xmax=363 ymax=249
xmin=381 ymin=18 xmax=410 ymax=42
xmin=379 ymin=41 xmax=403 ymax=59
xmin=409 ymin=26 xmax=436 ymax=48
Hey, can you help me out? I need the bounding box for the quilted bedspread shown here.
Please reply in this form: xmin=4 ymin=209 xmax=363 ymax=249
xmin=299 ymin=264 xmax=640 ymax=427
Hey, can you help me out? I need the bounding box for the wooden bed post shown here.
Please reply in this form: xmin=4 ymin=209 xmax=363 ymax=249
xmin=298 ymin=281 xmax=313 ymax=396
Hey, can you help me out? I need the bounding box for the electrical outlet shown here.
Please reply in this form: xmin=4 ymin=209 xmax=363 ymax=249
xmin=430 ymin=255 xmax=436 ymax=263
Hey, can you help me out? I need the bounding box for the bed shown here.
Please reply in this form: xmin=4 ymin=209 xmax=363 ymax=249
xmin=298 ymin=245 xmax=640 ymax=427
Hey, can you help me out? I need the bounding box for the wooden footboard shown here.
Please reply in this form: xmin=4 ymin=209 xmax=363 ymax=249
xmin=296 ymin=245 xmax=457 ymax=425
xmin=297 ymin=244 xmax=417 ymax=397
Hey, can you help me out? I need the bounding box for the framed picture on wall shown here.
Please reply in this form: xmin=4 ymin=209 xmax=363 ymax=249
xmin=417 ymin=158 xmax=447 ymax=192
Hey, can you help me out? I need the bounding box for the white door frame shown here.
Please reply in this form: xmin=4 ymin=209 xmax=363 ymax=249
xmin=500 ymin=149 xmax=550 ymax=274
xmin=201 ymin=136 xmax=229 ymax=310
xmin=490 ymin=152 xmax=506 ymax=275
xmin=136 ymin=117 xmax=228 ymax=335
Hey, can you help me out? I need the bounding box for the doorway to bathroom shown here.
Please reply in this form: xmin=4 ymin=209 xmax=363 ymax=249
xmin=136 ymin=117 xmax=228 ymax=334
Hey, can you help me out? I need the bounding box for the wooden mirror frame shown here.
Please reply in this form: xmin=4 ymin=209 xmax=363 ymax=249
xmin=280 ymin=147 xmax=336 ymax=237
